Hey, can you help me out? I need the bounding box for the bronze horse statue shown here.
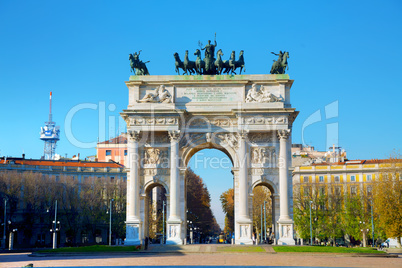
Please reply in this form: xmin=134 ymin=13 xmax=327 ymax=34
xmin=183 ymin=50 xmax=196 ymax=75
xmin=270 ymin=51 xmax=289 ymax=74
xmin=194 ymin=49 xmax=205 ymax=75
xmin=225 ymin=50 xmax=245 ymax=75
xmin=214 ymin=49 xmax=225 ymax=75
xmin=129 ymin=52 xmax=149 ymax=75
xmin=174 ymin=52 xmax=187 ymax=75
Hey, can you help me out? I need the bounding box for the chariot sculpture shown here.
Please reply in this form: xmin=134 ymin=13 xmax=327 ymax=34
xmin=174 ymin=34 xmax=245 ymax=75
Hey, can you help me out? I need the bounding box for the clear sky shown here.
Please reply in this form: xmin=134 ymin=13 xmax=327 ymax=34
xmin=1 ymin=1 xmax=401 ymax=228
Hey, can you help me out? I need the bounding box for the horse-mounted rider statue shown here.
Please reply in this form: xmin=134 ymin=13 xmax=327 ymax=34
xmin=270 ymin=51 xmax=289 ymax=74
xmin=129 ymin=50 xmax=150 ymax=75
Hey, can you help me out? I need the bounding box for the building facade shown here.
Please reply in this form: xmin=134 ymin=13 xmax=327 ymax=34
xmin=96 ymin=134 xmax=128 ymax=166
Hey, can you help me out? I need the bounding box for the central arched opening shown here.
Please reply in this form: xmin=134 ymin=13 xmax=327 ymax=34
xmin=144 ymin=183 xmax=167 ymax=244
xmin=185 ymin=147 xmax=234 ymax=244
xmin=252 ymin=183 xmax=275 ymax=244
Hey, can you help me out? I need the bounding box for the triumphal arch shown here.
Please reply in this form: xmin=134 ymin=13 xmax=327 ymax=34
xmin=121 ymin=74 xmax=298 ymax=245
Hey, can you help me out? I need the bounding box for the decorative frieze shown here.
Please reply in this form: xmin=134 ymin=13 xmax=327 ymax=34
xmin=248 ymin=133 xmax=275 ymax=143
xmin=187 ymin=117 xmax=237 ymax=128
xmin=129 ymin=117 xmax=179 ymax=126
xmin=241 ymin=116 xmax=288 ymax=125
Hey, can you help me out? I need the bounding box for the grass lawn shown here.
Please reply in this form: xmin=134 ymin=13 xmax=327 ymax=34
xmin=217 ymin=246 xmax=265 ymax=253
xmin=273 ymin=245 xmax=386 ymax=254
xmin=38 ymin=245 xmax=140 ymax=253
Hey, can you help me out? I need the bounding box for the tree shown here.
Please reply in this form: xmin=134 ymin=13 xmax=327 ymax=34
xmin=220 ymin=188 xmax=234 ymax=234
xmin=186 ymin=168 xmax=221 ymax=238
xmin=252 ymin=186 xmax=272 ymax=241
xmin=373 ymin=155 xmax=402 ymax=247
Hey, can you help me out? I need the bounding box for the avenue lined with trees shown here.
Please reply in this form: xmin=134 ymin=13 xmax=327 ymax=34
xmin=0 ymin=171 xmax=126 ymax=247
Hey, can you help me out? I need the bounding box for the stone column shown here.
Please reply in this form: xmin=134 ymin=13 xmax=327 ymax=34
xmin=236 ymin=131 xmax=252 ymax=245
xmin=277 ymin=129 xmax=295 ymax=245
xmin=166 ymin=130 xmax=182 ymax=244
xmin=125 ymin=130 xmax=142 ymax=245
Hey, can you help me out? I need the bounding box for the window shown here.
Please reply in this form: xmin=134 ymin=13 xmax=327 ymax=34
xmin=106 ymin=150 xmax=112 ymax=156
xmin=319 ymin=176 xmax=324 ymax=182
xmin=334 ymin=176 xmax=340 ymax=182
xmin=303 ymin=177 xmax=309 ymax=183
xmin=110 ymin=176 xmax=115 ymax=182
xmin=351 ymin=175 xmax=356 ymax=182
xmin=124 ymin=150 xmax=128 ymax=156
xmin=367 ymin=174 xmax=372 ymax=181
xmin=351 ymin=186 xmax=357 ymax=196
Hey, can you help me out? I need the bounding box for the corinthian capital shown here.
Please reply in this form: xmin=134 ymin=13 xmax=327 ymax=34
xmin=128 ymin=130 xmax=141 ymax=141
xmin=238 ymin=130 xmax=249 ymax=140
xmin=277 ymin=129 xmax=290 ymax=140
xmin=168 ymin=130 xmax=181 ymax=142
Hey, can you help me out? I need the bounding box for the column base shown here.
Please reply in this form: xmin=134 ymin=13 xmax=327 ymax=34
xmin=277 ymin=220 xmax=295 ymax=245
xmin=125 ymin=222 xmax=142 ymax=246
xmin=235 ymin=220 xmax=253 ymax=245
xmin=166 ymin=221 xmax=183 ymax=245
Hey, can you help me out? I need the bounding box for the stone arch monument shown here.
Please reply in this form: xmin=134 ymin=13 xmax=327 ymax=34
xmin=121 ymin=74 xmax=298 ymax=245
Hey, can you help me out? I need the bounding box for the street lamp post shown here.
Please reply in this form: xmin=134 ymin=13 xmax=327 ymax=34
xmin=2 ymin=199 xmax=6 ymax=249
xmin=50 ymin=200 xmax=60 ymax=249
xmin=371 ymin=199 xmax=374 ymax=247
xmin=264 ymin=201 xmax=267 ymax=243
xmin=309 ymin=200 xmax=313 ymax=246
xmin=162 ymin=200 xmax=165 ymax=244
xmin=109 ymin=199 xmax=114 ymax=246
xmin=260 ymin=204 xmax=263 ymax=244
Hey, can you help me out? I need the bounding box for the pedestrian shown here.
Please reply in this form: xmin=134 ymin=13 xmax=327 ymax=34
xmin=144 ymin=236 xmax=149 ymax=250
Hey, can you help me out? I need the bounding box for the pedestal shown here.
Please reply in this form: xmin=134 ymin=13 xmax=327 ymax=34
xmin=166 ymin=222 xmax=183 ymax=245
xmin=277 ymin=220 xmax=295 ymax=245
xmin=125 ymin=223 xmax=141 ymax=245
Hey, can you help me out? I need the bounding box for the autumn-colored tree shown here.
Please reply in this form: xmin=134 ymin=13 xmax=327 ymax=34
xmin=373 ymin=155 xmax=402 ymax=248
xmin=220 ymin=188 xmax=234 ymax=234
xmin=252 ymin=185 xmax=272 ymax=241
xmin=186 ymin=168 xmax=221 ymax=237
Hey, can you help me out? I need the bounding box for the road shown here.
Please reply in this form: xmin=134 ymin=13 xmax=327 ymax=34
xmin=1 ymin=251 xmax=401 ymax=268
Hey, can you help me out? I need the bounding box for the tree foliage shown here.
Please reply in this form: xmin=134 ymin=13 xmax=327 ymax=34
xmin=0 ymin=171 xmax=126 ymax=247
xmin=373 ymin=155 xmax=402 ymax=247
xmin=220 ymin=188 xmax=234 ymax=233
xmin=252 ymin=186 xmax=272 ymax=239
xmin=186 ymin=168 xmax=221 ymax=237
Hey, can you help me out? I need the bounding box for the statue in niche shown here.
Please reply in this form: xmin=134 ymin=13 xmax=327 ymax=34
xmin=138 ymin=85 xmax=172 ymax=103
xmin=144 ymin=148 xmax=160 ymax=164
xmin=245 ymin=84 xmax=283 ymax=103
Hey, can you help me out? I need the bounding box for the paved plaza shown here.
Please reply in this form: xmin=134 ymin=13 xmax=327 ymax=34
xmin=0 ymin=245 xmax=401 ymax=268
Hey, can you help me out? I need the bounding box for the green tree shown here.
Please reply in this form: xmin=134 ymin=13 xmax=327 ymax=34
xmin=373 ymin=155 xmax=402 ymax=248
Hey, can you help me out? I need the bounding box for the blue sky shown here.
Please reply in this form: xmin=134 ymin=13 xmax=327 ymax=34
xmin=1 ymin=0 xmax=401 ymax=227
